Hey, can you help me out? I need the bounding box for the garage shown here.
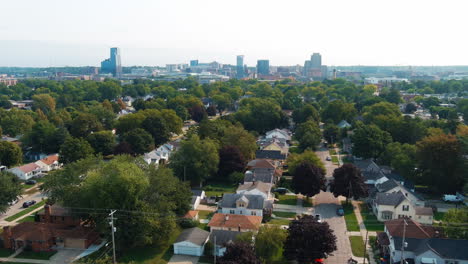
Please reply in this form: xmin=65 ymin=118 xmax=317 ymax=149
xmin=64 ymin=238 xmax=86 ymax=249
xmin=173 ymin=227 xmax=210 ymax=257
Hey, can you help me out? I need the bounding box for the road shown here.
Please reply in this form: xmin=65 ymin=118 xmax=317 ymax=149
xmin=314 ymin=146 xmax=353 ymax=264
xmin=0 ymin=185 xmax=46 ymax=225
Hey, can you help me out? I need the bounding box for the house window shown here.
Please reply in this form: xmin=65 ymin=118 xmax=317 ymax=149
xmin=229 ymin=210 xmax=235 ymax=214
xmin=251 ymin=211 xmax=257 ymax=216
xmin=239 ymin=210 xmax=243 ymax=214
xmin=381 ymin=211 xmax=392 ymax=220
xmin=402 ymin=205 xmax=409 ymax=211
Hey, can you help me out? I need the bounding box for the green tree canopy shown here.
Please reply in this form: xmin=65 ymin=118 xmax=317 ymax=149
xmin=59 ymin=136 xmax=94 ymax=164
xmin=0 ymin=141 xmax=23 ymax=167
xmin=352 ymin=122 xmax=392 ymax=159
xmin=0 ymin=171 xmax=22 ymax=213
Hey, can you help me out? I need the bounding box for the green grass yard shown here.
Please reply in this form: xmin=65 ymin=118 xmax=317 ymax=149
xmin=349 ymin=236 xmax=366 ymax=258
xmin=329 ymin=149 xmax=337 ymax=155
xmin=302 ymin=197 xmax=313 ymax=207
xmin=273 ymin=211 xmax=297 ymax=218
xmin=434 ymin=212 xmax=446 ymax=221
xmin=5 ymin=200 xmax=46 ymax=222
xmin=342 ymin=202 xmax=360 ymax=232
xmin=276 ymin=194 xmax=298 ymax=205
xmin=360 ymin=204 xmax=384 ymax=231
xmin=198 ymin=210 xmax=214 ymax=219
xmin=268 ymin=218 xmax=291 ymax=225
xmin=17 ymin=215 xmax=36 ymax=223
xmin=331 ymin=156 xmax=339 ymax=164
xmin=203 ymin=182 xmax=236 ymax=197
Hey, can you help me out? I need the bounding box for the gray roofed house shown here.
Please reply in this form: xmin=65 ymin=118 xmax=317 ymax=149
xmin=210 ymin=230 xmax=243 ymax=256
xmin=337 ymin=120 xmax=352 ymax=129
xmin=375 ymin=191 xmax=406 ymax=206
xmin=255 ymin=150 xmax=286 ymax=160
xmin=244 ymin=168 xmax=275 ymax=184
xmin=362 ymin=170 xmax=386 ymax=185
xmin=392 ymin=237 xmax=468 ymax=263
xmin=354 ymin=159 xmax=381 ymax=172
xmin=236 ymin=181 xmax=273 ymax=200
xmin=376 ymin=179 xmax=399 ymax=192
xmin=220 ymin=194 xmax=265 ymax=210
xmin=175 ymin=227 xmax=210 ymax=246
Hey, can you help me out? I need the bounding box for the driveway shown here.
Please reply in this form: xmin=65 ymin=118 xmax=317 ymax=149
xmin=168 ymin=255 xmax=199 ymax=264
xmin=314 ymin=191 xmax=353 ymax=264
xmin=0 ymin=188 xmax=46 ymax=224
xmin=50 ymin=248 xmax=85 ymax=264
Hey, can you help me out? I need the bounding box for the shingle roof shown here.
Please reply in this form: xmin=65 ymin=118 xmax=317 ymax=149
xmin=209 ymin=230 xmax=242 ymax=246
xmin=385 ymin=218 xmax=436 ymax=239
xmin=376 ymin=179 xmax=398 ymax=192
xmin=353 ymin=159 xmax=378 ymax=171
xmin=237 ymin=181 xmax=272 ymax=196
xmin=37 ymin=205 xmax=71 ymax=217
xmin=220 ymin=194 xmax=265 ymax=210
xmin=175 ymin=227 xmax=210 ymax=246
xmin=15 ymin=163 xmax=41 ymax=173
xmin=39 ymin=154 xmax=59 ymax=165
xmin=244 ymin=169 xmax=274 ymax=183
xmin=375 ymin=191 xmax=406 ymax=206
xmin=255 ymin=150 xmax=286 ymax=160
xmin=414 ymin=207 xmax=433 ymax=216
xmin=191 ymin=189 xmax=204 ymax=197
xmin=7 ymin=222 xmax=97 ymax=242
xmin=208 ymin=213 xmax=262 ymax=231
xmin=247 ymin=159 xmax=276 ymax=169
xmin=362 ymin=170 xmax=385 ymax=181
xmin=424 ymin=238 xmax=468 ymax=260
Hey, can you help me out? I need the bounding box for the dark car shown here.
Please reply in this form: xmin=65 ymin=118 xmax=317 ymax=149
xmin=336 ymin=207 xmax=344 ymax=216
xmin=273 ymin=188 xmax=290 ymax=195
xmin=22 ymin=200 xmax=36 ymax=208
xmin=25 ymin=180 xmax=37 ymax=185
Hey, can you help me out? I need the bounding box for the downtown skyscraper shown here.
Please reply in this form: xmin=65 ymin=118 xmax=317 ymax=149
xmin=236 ymin=55 xmax=245 ymax=79
xmin=101 ymin=47 xmax=122 ymax=78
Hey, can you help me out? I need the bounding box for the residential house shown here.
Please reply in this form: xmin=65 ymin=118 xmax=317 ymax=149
xmin=255 ymin=150 xmax=286 ymax=161
xmin=191 ymin=196 xmax=201 ymax=210
xmin=35 ymin=154 xmax=61 ymax=173
xmin=258 ymin=137 xmax=288 ymax=149
xmin=375 ymin=179 xmax=424 ymax=207
xmin=261 ymin=140 xmax=289 ymax=155
xmin=192 ymin=190 xmax=206 ymax=200
xmin=183 ymin=210 xmax=199 ymax=221
xmin=247 ymin=159 xmax=276 ymax=170
xmin=8 ymin=163 xmax=42 ymax=180
xmin=372 ymin=191 xmax=433 ymax=224
xmin=378 ymin=218 xmax=468 ymax=264
xmin=243 ymin=168 xmax=277 ymax=185
xmin=1 ymin=136 xmax=21 ymax=145
xmin=236 ymin=181 xmax=273 ymax=200
xmin=354 ymin=159 xmax=381 ymax=173
xmin=208 ymin=213 xmax=262 ymax=232
xmin=210 ymin=230 xmax=242 ymax=256
xmin=37 ymin=205 xmax=81 ymax=226
xmin=173 ymin=227 xmax=210 ymax=256
xmin=24 ymin=151 xmax=48 ymax=161
xmin=337 ymin=120 xmax=352 ymax=129
xmin=219 ymin=194 xmax=266 ymax=217
xmin=265 ymin=129 xmax=291 ymax=141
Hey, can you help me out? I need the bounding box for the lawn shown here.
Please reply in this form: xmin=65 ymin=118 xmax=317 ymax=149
xmin=203 ymin=182 xmax=236 ymax=197
xmin=199 ymin=255 xmax=215 ymax=264
xmin=118 ymin=228 xmax=181 ymax=264
xmin=434 ymin=212 xmax=446 ymax=221
xmin=273 ymin=211 xmax=297 ymax=218
xmin=15 ymin=250 xmax=56 ymax=260
xmin=198 ymin=210 xmax=214 ymax=219
xmin=5 ymin=200 xmax=46 ymax=222
xmin=359 ymin=204 xmax=384 ymax=231
xmin=302 ymin=197 xmax=313 ymax=207
xmin=331 ymin=156 xmax=339 ymax=164
xmin=349 ymin=236 xmax=366 ymax=258
xmin=268 ymin=218 xmax=291 ymax=225
xmin=17 ymin=215 xmax=36 ymax=223
xmin=0 ymin=248 xmax=14 ymax=257
xmin=342 ymin=202 xmax=360 ymax=232
xmin=276 ymin=194 xmax=297 ymax=205
xmin=329 ymin=149 xmax=337 ymax=155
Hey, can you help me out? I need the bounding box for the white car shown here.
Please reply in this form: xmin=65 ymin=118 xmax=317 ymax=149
xmin=315 ymin=214 xmax=322 ymax=222
xmin=443 ymin=195 xmax=463 ymax=203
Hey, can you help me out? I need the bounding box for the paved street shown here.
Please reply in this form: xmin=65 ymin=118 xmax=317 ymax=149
xmin=0 ymin=187 xmax=46 ymax=224
xmin=168 ymin=255 xmax=199 ymax=264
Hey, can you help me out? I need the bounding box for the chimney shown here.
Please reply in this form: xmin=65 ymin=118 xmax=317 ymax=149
xmin=44 ymin=204 xmax=51 ymax=223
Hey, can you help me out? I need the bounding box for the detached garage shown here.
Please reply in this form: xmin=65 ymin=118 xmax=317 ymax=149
xmin=173 ymin=227 xmax=210 ymax=256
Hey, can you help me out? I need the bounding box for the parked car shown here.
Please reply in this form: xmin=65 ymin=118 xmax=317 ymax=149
xmin=336 ymin=207 xmax=344 ymax=216
xmin=326 ymin=156 xmax=331 ymax=161
xmin=8 ymin=197 xmax=20 ymax=206
xmin=315 ymin=214 xmax=322 ymax=222
xmin=22 ymin=200 xmax=36 ymax=208
xmin=25 ymin=180 xmax=37 ymax=185
xmin=443 ymin=194 xmax=463 ymax=203
xmin=273 ymin=188 xmax=291 ymax=195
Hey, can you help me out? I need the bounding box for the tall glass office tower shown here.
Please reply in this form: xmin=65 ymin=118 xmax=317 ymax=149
xmin=257 ymin=60 xmax=270 ymax=75
xmin=236 ymin=55 xmax=244 ymax=79
xmin=101 ymin=47 xmax=122 ymax=78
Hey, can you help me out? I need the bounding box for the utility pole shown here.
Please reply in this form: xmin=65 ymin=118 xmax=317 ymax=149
xmin=109 ymin=210 xmax=117 ymax=264
xmin=363 ymin=230 xmax=368 ymax=264
xmin=213 ymin=235 xmax=216 ymax=264
xmin=400 ymin=218 xmax=408 ymax=264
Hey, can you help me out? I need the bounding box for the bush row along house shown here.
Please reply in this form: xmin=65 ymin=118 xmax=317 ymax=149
xmin=1 ymin=205 xmax=100 ymax=252
xmin=376 ymin=218 xmax=468 ymax=264
xmin=174 ymin=129 xmax=290 ymax=257
xmin=356 ymin=159 xmax=434 ymax=224
xmin=7 ymin=154 xmax=62 ymax=180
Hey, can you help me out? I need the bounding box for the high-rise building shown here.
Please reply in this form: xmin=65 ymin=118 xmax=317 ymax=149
xmin=190 ymin=60 xmax=199 ymax=67
xmin=311 ymin=53 xmax=322 ymax=69
xmin=236 ymin=55 xmax=244 ymax=78
xmin=101 ymin=47 xmax=122 ymax=78
xmin=257 ymin=60 xmax=270 ymax=75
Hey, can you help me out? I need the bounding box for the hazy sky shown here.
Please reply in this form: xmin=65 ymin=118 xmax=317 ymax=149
xmin=1 ymin=0 xmax=467 ymax=67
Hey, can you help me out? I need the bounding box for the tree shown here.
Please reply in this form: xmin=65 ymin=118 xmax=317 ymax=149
xmin=362 ymin=101 xmax=401 ymax=124
xmin=22 ymin=120 xmax=57 ymax=153
xmin=292 ymin=161 xmax=326 ymax=197
xmin=287 ymin=150 xmax=325 ymax=176
xmin=142 ymin=115 xmax=171 ymax=146
xmin=379 ymin=87 xmax=402 ymax=104
xmin=379 ymin=142 xmax=417 ymax=179
xmin=87 ymin=131 xmax=116 ymax=156
xmin=330 ymin=164 xmax=368 ymax=203
xmin=32 ymin=94 xmax=56 ymax=114
xmin=206 ymin=105 xmax=217 ymax=116
xmin=323 ymin=124 xmax=340 ymax=144
xmin=0 ymin=141 xmax=22 ymax=167
xmin=254 ymin=225 xmax=287 ymax=263
xmin=98 ymin=81 xmax=123 ymax=100
xmin=442 ymin=208 xmax=468 ymax=239
xmin=416 ymin=134 xmax=465 ymax=193
xmin=122 ymin=128 xmax=154 ymax=155
xmin=284 ymin=215 xmax=337 ymax=263
xmin=292 ymin=104 xmax=320 ymax=124
xmin=189 ymin=105 xmax=207 ymax=122
xmin=218 ymin=145 xmax=246 ymax=178
xmin=405 ymin=103 xmax=417 ymax=113
xmin=170 ymin=135 xmax=219 ymax=186
xmin=59 ymin=137 xmax=94 ymax=164
xmin=69 ymin=113 xmax=103 ymax=138
xmin=321 ymin=100 xmax=357 ymax=124
xmin=0 ymin=171 xmax=22 ymax=213
xmin=221 ymin=126 xmax=257 ymax=160
xmin=235 ymin=98 xmax=288 ymax=134
xmin=218 ymin=241 xmax=262 ymax=264
xmin=352 ymin=123 xmax=392 ymax=159
xmin=295 ymin=120 xmax=321 ymax=151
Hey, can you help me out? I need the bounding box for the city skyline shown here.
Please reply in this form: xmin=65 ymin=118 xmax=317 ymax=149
xmin=0 ymin=0 xmax=468 ymax=67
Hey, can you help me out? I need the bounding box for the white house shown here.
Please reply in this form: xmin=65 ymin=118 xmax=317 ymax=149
xmin=143 ymin=144 xmax=175 ymax=166
xmin=35 ymin=154 xmax=61 ymax=172
xmin=8 ymin=163 xmax=42 ymax=180
xmin=265 ymin=129 xmax=291 ymax=141
xmin=372 ymin=191 xmax=433 ymax=224
xmin=219 ymin=194 xmax=265 ymax=217
xmin=173 ymin=227 xmax=210 ymax=256
xmin=236 ymin=181 xmax=273 ymax=200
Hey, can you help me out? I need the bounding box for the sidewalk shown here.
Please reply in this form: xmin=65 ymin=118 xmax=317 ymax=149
xmin=351 ymin=201 xmax=377 ymax=264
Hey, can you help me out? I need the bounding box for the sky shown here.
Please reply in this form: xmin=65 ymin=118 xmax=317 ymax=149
xmin=0 ymin=0 xmax=467 ymax=67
